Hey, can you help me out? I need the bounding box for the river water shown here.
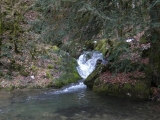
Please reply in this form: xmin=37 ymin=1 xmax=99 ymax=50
xmin=0 ymin=51 xmax=160 ymax=120
xmin=0 ymin=85 xmax=160 ymax=120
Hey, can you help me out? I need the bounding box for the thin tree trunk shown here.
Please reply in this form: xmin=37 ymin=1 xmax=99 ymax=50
xmin=0 ymin=4 xmax=2 ymax=56
xmin=149 ymin=0 xmax=160 ymax=86
xmin=12 ymin=0 xmax=19 ymax=53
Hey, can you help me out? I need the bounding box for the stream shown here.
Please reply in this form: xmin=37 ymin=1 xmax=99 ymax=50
xmin=0 ymin=51 xmax=160 ymax=120
xmin=0 ymin=87 xmax=160 ymax=120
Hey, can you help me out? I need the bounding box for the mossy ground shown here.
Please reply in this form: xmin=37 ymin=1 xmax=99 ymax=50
xmin=54 ymin=58 xmax=81 ymax=88
xmin=0 ymin=1 xmax=81 ymax=90
xmin=0 ymin=41 xmax=82 ymax=90
xmin=93 ymin=80 xmax=150 ymax=99
xmin=94 ymin=39 xmax=108 ymax=55
xmin=85 ymin=68 xmax=150 ymax=99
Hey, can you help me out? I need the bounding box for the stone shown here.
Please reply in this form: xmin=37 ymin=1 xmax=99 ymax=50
xmin=93 ymin=80 xmax=150 ymax=99
xmin=84 ymin=64 xmax=104 ymax=88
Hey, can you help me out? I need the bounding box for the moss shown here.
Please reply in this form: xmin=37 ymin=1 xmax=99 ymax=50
xmin=6 ymin=85 xmax=15 ymax=91
xmin=123 ymin=83 xmax=132 ymax=90
xmin=53 ymin=56 xmax=81 ymax=88
xmin=31 ymin=65 xmax=39 ymax=72
xmin=54 ymin=71 xmax=81 ymax=88
xmin=135 ymin=82 xmax=147 ymax=91
xmin=27 ymin=85 xmax=43 ymax=89
xmin=20 ymin=69 xmax=29 ymax=77
xmin=47 ymin=64 xmax=54 ymax=69
xmin=93 ymin=79 xmax=150 ymax=99
xmin=112 ymin=83 xmax=119 ymax=91
xmin=52 ymin=45 xmax=59 ymax=51
xmin=84 ymin=64 xmax=104 ymax=88
xmin=45 ymin=81 xmax=54 ymax=88
xmin=54 ymin=80 xmax=64 ymax=88
xmin=93 ymin=82 xmax=120 ymax=95
xmin=73 ymin=72 xmax=81 ymax=80
xmin=94 ymin=39 xmax=107 ymax=55
xmin=54 ymin=58 xmax=61 ymax=65
xmin=46 ymin=71 xmax=53 ymax=79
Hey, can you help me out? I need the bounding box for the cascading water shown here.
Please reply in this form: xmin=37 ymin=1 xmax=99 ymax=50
xmin=54 ymin=81 xmax=87 ymax=94
xmin=76 ymin=51 xmax=104 ymax=79
xmin=53 ymin=51 xmax=105 ymax=94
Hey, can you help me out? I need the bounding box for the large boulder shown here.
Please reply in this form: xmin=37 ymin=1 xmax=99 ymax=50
xmin=94 ymin=39 xmax=112 ymax=56
xmin=93 ymin=78 xmax=150 ymax=99
xmin=84 ymin=67 xmax=150 ymax=99
xmin=84 ymin=64 xmax=105 ymax=88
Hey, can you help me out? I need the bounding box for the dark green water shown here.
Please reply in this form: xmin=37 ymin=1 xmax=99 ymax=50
xmin=0 ymin=83 xmax=160 ymax=120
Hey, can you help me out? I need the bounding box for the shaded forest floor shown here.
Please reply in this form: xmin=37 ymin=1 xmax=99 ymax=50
xmin=0 ymin=1 xmax=61 ymax=90
xmin=0 ymin=44 xmax=61 ymax=90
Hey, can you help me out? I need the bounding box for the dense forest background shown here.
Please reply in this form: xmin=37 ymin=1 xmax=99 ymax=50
xmin=0 ymin=0 xmax=160 ymax=90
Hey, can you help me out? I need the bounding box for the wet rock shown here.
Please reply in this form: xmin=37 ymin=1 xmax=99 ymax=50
xmin=84 ymin=64 xmax=105 ymax=88
xmin=93 ymin=80 xmax=150 ymax=99
xmin=84 ymin=64 xmax=150 ymax=99
xmin=94 ymin=39 xmax=110 ymax=55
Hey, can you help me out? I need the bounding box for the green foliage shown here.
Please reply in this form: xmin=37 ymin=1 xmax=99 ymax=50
xmin=0 ymin=0 xmax=34 ymax=79
xmin=54 ymin=53 xmax=81 ymax=88
xmin=31 ymin=65 xmax=39 ymax=72
xmin=54 ymin=71 xmax=80 ymax=88
xmin=47 ymin=64 xmax=54 ymax=69
xmin=1 ymin=0 xmax=27 ymax=53
xmin=46 ymin=71 xmax=53 ymax=79
xmin=32 ymin=0 xmax=150 ymax=74
xmin=19 ymin=67 xmax=29 ymax=77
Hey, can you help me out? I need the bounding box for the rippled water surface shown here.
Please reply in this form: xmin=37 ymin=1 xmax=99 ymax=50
xmin=0 ymin=83 xmax=160 ymax=120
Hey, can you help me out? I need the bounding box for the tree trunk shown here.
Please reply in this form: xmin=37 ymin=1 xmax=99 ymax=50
xmin=0 ymin=5 xmax=2 ymax=56
xmin=149 ymin=1 xmax=160 ymax=86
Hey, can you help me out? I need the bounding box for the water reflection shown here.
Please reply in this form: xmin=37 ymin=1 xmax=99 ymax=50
xmin=0 ymin=88 xmax=160 ymax=120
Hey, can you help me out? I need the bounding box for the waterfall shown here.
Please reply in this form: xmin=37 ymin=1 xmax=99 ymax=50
xmin=53 ymin=51 xmax=105 ymax=94
xmin=76 ymin=51 xmax=104 ymax=79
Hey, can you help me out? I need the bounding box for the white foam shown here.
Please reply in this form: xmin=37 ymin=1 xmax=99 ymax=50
xmin=54 ymin=82 xmax=87 ymax=94
xmin=76 ymin=51 xmax=103 ymax=79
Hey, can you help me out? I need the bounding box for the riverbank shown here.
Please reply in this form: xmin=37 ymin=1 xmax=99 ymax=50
xmin=0 ymin=0 xmax=79 ymax=90
xmin=0 ymin=45 xmax=60 ymax=90
xmin=84 ymin=63 xmax=160 ymax=101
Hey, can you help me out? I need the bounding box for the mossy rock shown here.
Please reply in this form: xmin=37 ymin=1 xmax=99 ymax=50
xmin=54 ymin=71 xmax=81 ymax=88
xmin=93 ymin=80 xmax=150 ymax=99
xmin=54 ymin=57 xmax=81 ymax=88
xmin=94 ymin=39 xmax=107 ymax=55
xmin=84 ymin=64 xmax=104 ymax=88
